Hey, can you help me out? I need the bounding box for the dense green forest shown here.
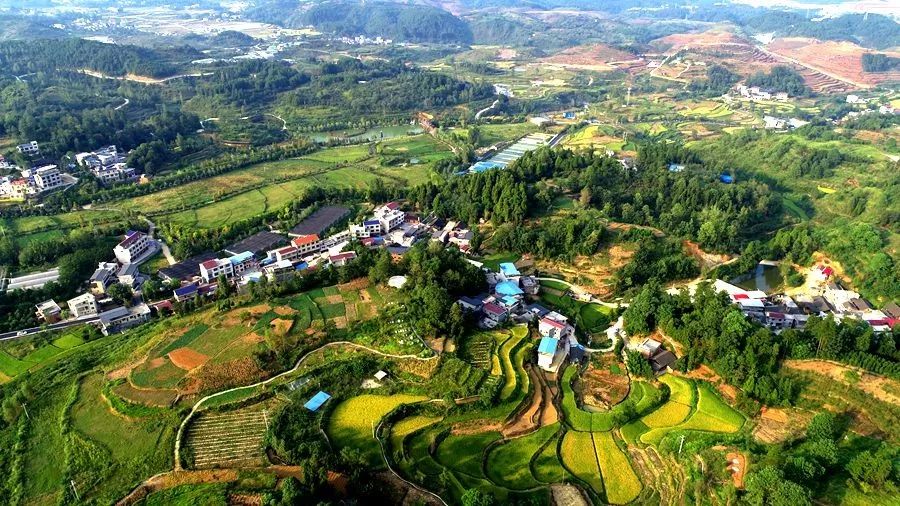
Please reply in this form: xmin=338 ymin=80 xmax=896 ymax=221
xmin=248 ymin=0 xmax=473 ymax=44
xmin=745 ymin=66 xmax=810 ymax=96
xmin=0 ymin=38 xmax=198 ymax=77
xmin=861 ymin=53 xmax=900 ymax=73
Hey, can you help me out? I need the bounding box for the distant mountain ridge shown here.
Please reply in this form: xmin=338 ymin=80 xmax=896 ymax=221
xmin=247 ymin=0 xmax=473 ymax=44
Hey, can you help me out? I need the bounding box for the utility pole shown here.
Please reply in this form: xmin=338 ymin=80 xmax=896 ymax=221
xmin=678 ymin=435 xmax=686 ymax=456
xmin=262 ymin=409 xmax=269 ymax=432
xmin=22 ymin=402 xmax=30 ymax=420
xmin=70 ymin=480 xmax=80 ymax=501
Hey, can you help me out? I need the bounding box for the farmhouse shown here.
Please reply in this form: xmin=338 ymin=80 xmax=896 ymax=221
xmin=482 ymin=302 xmax=509 ymax=327
xmin=173 ymin=284 xmax=199 ymax=302
xmin=537 ymin=335 xmax=569 ymax=372
xmin=97 ymin=304 xmax=151 ymax=335
xmin=16 ymin=140 xmax=40 ymax=156
xmin=329 ymin=251 xmax=357 ymax=267
xmin=68 ymin=293 xmax=99 ymax=318
xmin=539 ymin=312 xmax=574 ymax=340
xmin=199 ymin=258 xmax=234 ymax=283
xmin=292 ymin=234 xmax=323 ymax=255
xmin=33 ymin=165 xmax=63 ymax=191
xmin=114 ymin=230 xmax=157 ymax=265
xmin=90 ymin=262 xmax=119 ymax=295
xmin=263 ymin=259 xmax=295 ymax=282
xmin=35 ymin=299 xmax=62 ymax=323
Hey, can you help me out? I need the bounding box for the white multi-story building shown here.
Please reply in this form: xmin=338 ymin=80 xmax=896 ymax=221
xmin=200 ymin=258 xmax=234 ymax=283
xmin=113 ymin=231 xmax=155 ymax=264
xmin=16 ymin=141 xmax=39 ymax=156
xmin=93 ymin=163 xmax=135 ymax=184
xmin=271 ymin=245 xmax=302 ymax=264
xmin=33 ymin=165 xmax=62 ymax=191
xmin=228 ymin=251 xmax=257 ymax=276
xmin=90 ymin=262 xmax=119 ymax=295
xmin=538 ymin=312 xmax=575 ymax=340
xmin=350 ymin=220 xmax=382 ymax=239
xmin=374 ymin=202 xmax=405 ymax=233
xmin=68 ymin=293 xmax=99 ymax=318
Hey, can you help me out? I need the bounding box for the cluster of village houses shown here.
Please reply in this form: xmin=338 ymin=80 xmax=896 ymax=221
xmin=709 ymin=264 xmax=899 ymax=334
xmin=0 ymin=142 xmax=144 ymax=201
xmin=29 ymin=202 xmax=483 ymax=336
xmin=456 ymin=261 xmax=585 ymax=373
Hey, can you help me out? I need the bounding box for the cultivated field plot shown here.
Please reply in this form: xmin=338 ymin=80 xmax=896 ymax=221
xmin=122 ymin=135 xmax=448 ymax=228
xmin=560 ymin=430 xmax=604 ymax=495
xmin=593 ymin=431 xmax=642 ymax=504
xmin=327 ymin=394 xmax=427 ymax=466
xmin=486 ymin=424 xmax=559 ymax=490
xmin=186 ymin=409 xmax=269 ymax=468
xmin=562 ymin=124 xmax=626 ymax=152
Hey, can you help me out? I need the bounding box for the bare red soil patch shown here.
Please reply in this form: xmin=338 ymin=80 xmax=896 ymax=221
xmin=767 ymin=37 xmax=900 ymax=88
xmin=168 ymin=348 xmax=210 ymax=370
xmin=655 ymin=29 xmax=748 ymax=49
xmin=543 ymin=43 xmax=636 ymax=68
xmin=581 ymin=355 xmax=629 ymax=410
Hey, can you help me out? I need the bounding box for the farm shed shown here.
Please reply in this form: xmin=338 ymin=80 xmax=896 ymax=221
xmin=304 ymin=391 xmax=332 ymax=412
xmin=289 ymin=206 xmax=351 ymax=237
xmin=225 ymin=231 xmax=287 ymax=256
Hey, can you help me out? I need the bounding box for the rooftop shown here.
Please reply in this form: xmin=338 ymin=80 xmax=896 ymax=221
xmin=495 ymin=280 xmax=524 ymax=297
xmin=538 ymin=336 xmax=560 ymax=355
xmin=290 ymin=205 xmax=350 ymax=236
xmin=225 ymin=231 xmax=286 ymax=256
xmin=292 ymin=234 xmax=320 ymax=247
xmin=228 ymin=251 xmax=255 ymax=265
xmin=499 ymin=262 xmax=521 ymax=276
xmin=304 ymin=391 xmax=331 ymax=412
xmin=117 ymin=230 xmax=146 ymax=249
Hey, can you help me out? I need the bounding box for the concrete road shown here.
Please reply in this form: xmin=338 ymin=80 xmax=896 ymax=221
xmin=0 ymin=316 xmax=100 ymax=341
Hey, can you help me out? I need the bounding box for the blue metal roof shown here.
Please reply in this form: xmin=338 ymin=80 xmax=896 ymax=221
xmin=295 ymin=262 xmax=308 ymax=271
xmin=501 ymin=295 xmax=519 ymax=307
xmin=495 ymin=281 xmax=524 ymax=297
xmin=304 ymin=391 xmax=331 ymax=411
xmin=228 ymin=251 xmax=254 ymax=265
xmin=499 ymin=262 xmax=520 ymax=276
xmin=364 ymin=219 xmax=380 ymax=226
xmin=720 ymin=174 xmax=734 ymax=184
xmin=538 ymin=337 xmax=559 ymax=355
xmin=174 ymin=284 xmax=198 ymax=296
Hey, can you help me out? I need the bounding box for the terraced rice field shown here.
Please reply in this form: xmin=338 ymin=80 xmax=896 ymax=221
xmin=389 ymin=415 xmax=442 ymax=454
xmin=593 ymin=431 xmax=642 ymax=504
xmin=186 ymin=409 xmax=268 ymax=468
xmin=327 ymin=394 xmax=427 ymax=466
xmin=486 ymin=424 xmax=559 ymax=490
xmin=560 ymin=430 xmax=604 ymax=495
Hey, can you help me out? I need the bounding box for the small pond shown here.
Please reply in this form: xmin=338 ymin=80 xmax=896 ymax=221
xmin=735 ymin=263 xmax=784 ymax=293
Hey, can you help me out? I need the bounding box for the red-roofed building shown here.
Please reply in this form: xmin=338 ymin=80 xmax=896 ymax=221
xmin=199 ymin=257 xmax=233 ymax=283
xmin=273 ymin=246 xmax=301 ymax=263
xmin=483 ymin=302 xmax=508 ymax=324
xmin=385 ymin=201 xmax=399 ymax=210
xmin=291 ymin=234 xmax=322 ymax=255
xmin=329 ymin=251 xmax=357 ymax=267
xmin=114 ymin=230 xmax=155 ymax=264
xmin=539 ymin=315 xmax=574 ymax=339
